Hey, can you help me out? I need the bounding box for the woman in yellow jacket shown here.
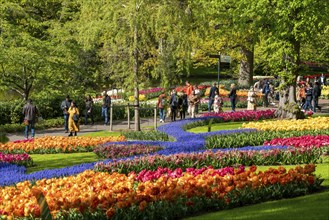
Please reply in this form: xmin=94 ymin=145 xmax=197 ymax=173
xmin=68 ymin=101 xmax=80 ymax=136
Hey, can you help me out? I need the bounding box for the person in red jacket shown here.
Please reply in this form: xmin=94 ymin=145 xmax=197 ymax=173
xmin=185 ymin=81 xmax=193 ymax=115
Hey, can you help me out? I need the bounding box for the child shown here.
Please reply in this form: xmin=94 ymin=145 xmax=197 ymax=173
xmin=213 ymin=91 xmax=223 ymax=113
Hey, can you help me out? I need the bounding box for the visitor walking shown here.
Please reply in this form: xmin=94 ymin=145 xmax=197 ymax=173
xmin=102 ymin=92 xmax=111 ymax=125
xmin=22 ymin=99 xmax=39 ymax=139
xmin=68 ymin=101 xmax=80 ymax=136
xmin=228 ymin=83 xmax=237 ymax=112
xmin=313 ymin=81 xmax=322 ymax=112
xmin=178 ymin=93 xmax=188 ymax=120
xmin=193 ymin=85 xmax=200 ymax=114
xmin=213 ymin=91 xmax=223 ymax=113
xmin=84 ymin=95 xmax=94 ymax=125
xmin=208 ymin=82 xmax=219 ymax=112
xmin=61 ymin=95 xmax=71 ymax=133
xmin=320 ymin=73 xmax=326 ymax=86
xmin=185 ymin=81 xmax=193 ymax=115
xmin=157 ymin=92 xmax=167 ymax=123
xmin=247 ymin=86 xmax=257 ymax=111
xmin=189 ymin=91 xmax=200 ymax=118
xmin=303 ymin=83 xmax=313 ymax=111
xmin=170 ymin=90 xmax=178 ymax=122
xmin=262 ymin=81 xmax=270 ymax=107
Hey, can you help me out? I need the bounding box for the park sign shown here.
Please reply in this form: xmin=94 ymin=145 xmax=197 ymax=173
xmin=221 ymin=55 xmax=231 ymax=63
xmin=208 ymin=54 xmax=231 ymax=69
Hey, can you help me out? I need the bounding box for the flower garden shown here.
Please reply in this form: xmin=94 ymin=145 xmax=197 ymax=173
xmin=0 ymin=110 xmax=329 ymax=219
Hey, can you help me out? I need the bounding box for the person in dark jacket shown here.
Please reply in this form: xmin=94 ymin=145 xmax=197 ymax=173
xmin=320 ymin=73 xmax=326 ymax=86
xmin=178 ymin=93 xmax=188 ymax=120
xmin=22 ymin=99 xmax=39 ymax=139
xmin=262 ymin=81 xmax=270 ymax=107
xmin=61 ymin=95 xmax=71 ymax=133
xmin=228 ymin=83 xmax=237 ymax=112
xmin=208 ymin=82 xmax=219 ymax=112
xmin=102 ymin=92 xmax=111 ymax=125
xmin=170 ymin=89 xmax=178 ymax=121
xmin=312 ymin=82 xmax=322 ymax=112
xmin=84 ymin=95 xmax=94 ymax=125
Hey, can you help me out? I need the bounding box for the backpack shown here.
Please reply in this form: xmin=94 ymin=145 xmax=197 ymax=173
xmin=306 ymin=88 xmax=312 ymax=96
xmin=161 ymin=97 xmax=167 ymax=107
xmin=262 ymin=84 xmax=270 ymax=94
xmin=182 ymin=97 xmax=188 ymax=107
xmin=171 ymin=95 xmax=178 ymax=107
xmin=317 ymin=87 xmax=322 ymax=97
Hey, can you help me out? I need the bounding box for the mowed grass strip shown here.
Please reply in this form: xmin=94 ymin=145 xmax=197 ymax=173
xmin=27 ymin=130 xmax=122 ymax=173
xmin=188 ymin=121 xmax=244 ymax=133
xmin=28 ymin=152 xmax=99 ymax=173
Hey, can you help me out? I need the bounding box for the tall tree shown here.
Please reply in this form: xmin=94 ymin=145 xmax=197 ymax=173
xmin=259 ymin=0 xmax=329 ymax=118
xmin=77 ymin=0 xmax=193 ymax=130
xmin=0 ymin=0 xmax=85 ymax=100
xmin=197 ymin=0 xmax=265 ymax=87
xmin=0 ymin=1 xmax=54 ymax=100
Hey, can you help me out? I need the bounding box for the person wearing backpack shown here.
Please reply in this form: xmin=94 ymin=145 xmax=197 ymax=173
xmin=178 ymin=93 xmax=188 ymax=120
xmin=22 ymin=99 xmax=39 ymax=139
xmin=262 ymin=81 xmax=270 ymax=107
xmin=157 ymin=93 xmax=167 ymax=123
xmin=303 ymin=83 xmax=313 ymax=111
xmin=61 ymin=95 xmax=71 ymax=133
xmin=189 ymin=90 xmax=200 ymax=118
xmin=313 ymin=81 xmax=322 ymax=112
xmin=170 ymin=89 xmax=178 ymax=121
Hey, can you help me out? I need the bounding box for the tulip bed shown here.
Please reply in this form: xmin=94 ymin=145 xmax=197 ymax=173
xmin=94 ymin=147 xmax=326 ymax=174
xmin=0 ymin=165 xmax=322 ymax=219
xmin=0 ymin=152 xmax=33 ymax=167
xmin=242 ymin=117 xmax=329 ymax=131
xmin=0 ymin=110 xmax=328 ymax=219
xmin=205 ymin=129 xmax=329 ymax=149
xmin=93 ymin=144 xmax=163 ymax=159
xmin=264 ymin=135 xmax=329 ymax=149
xmin=0 ymin=136 xmax=126 ymax=154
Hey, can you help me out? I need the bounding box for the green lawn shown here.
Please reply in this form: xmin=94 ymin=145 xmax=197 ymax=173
xmin=188 ymin=121 xmax=244 ymax=133
xmin=28 ymin=152 xmax=100 ymax=173
xmin=81 ymin=130 xmax=122 ymax=137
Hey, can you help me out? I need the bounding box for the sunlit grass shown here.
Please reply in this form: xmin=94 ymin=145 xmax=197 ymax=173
xmin=81 ymin=130 xmax=122 ymax=137
xmin=28 ymin=152 xmax=100 ymax=173
xmin=188 ymin=121 xmax=244 ymax=133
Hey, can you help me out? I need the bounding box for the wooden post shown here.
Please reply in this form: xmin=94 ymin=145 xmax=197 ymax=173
xmin=109 ymin=103 xmax=113 ymax=131
xmin=154 ymin=107 xmax=157 ymax=130
xmin=127 ymin=103 xmax=130 ymax=129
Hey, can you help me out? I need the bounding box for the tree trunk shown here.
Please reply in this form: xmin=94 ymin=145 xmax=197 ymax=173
xmin=133 ymin=20 xmax=141 ymax=131
xmin=275 ymin=40 xmax=304 ymax=119
xmin=238 ymin=46 xmax=254 ymax=87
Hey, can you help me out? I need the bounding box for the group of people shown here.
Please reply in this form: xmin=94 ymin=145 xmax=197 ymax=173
xmin=60 ymin=93 xmax=111 ymax=136
xmin=156 ymin=81 xmax=201 ymax=122
xmin=23 ymin=93 xmax=111 ymax=139
xmin=296 ymin=78 xmax=323 ymax=112
xmin=209 ymin=82 xmax=237 ymax=112
xmin=156 ymin=81 xmax=239 ymax=123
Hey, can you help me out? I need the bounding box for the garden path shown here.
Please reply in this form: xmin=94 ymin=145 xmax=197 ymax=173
xmin=6 ymin=98 xmax=329 ymax=142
